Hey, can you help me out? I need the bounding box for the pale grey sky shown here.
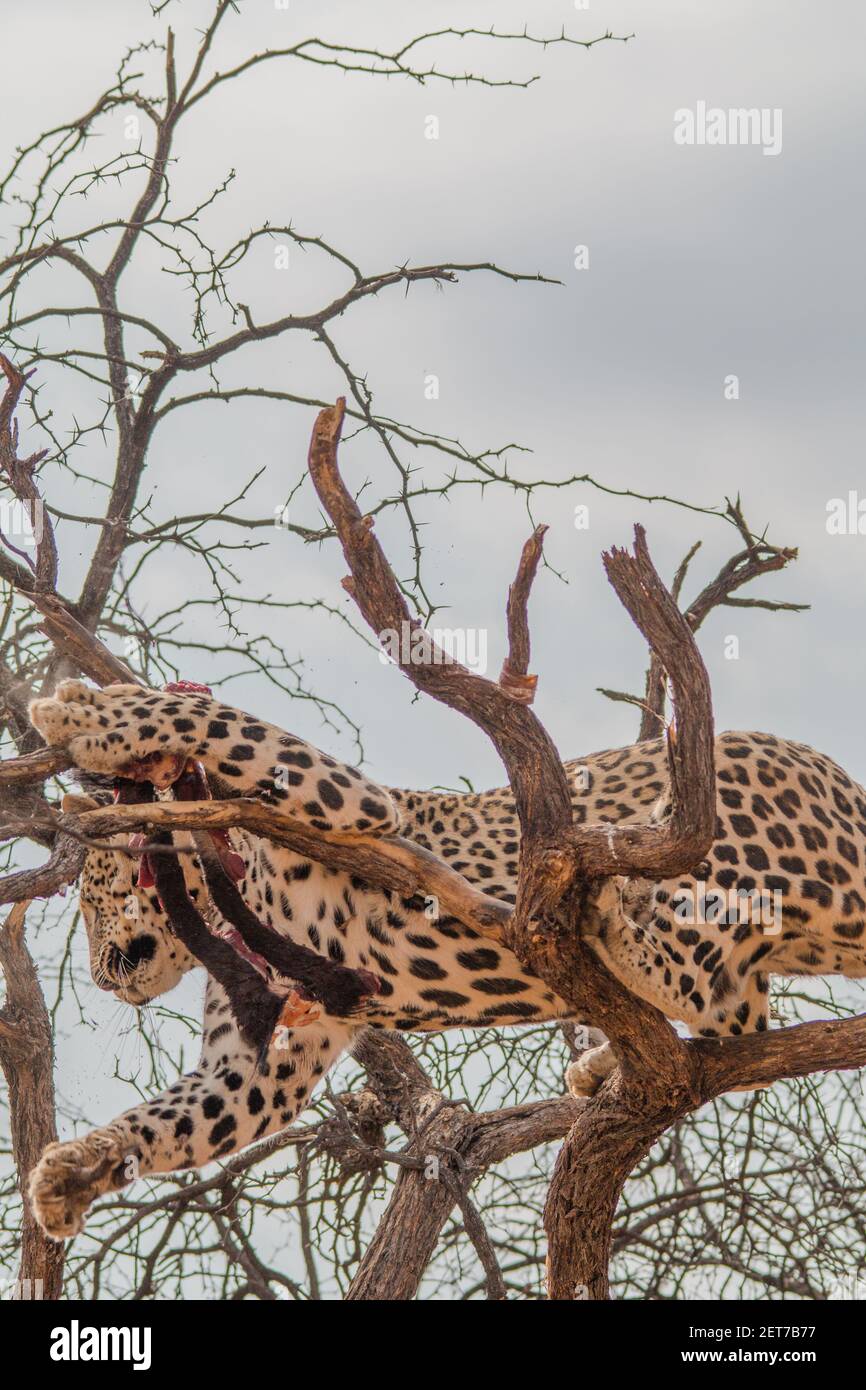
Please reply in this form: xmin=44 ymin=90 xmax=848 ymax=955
xmin=3 ymin=0 xmax=864 ymax=792
xmin=2 ymin=0 xmax=865 ymax=1294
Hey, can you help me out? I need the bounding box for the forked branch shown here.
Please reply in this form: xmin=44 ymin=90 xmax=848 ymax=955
xmin=568 ymin=527 xmax=716 ymax=879
xmin=308 ymin=399 xmax=717 ymax=902
xmin=630 ymin=497 xmax=805 ymax=740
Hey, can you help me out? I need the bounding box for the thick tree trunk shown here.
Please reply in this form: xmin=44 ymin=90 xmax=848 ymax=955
xmin=0 ymin=903 xmax=65 ymax=1300
xmin=348 ymin=1030 xmax=586 ymax=1300
xmin=544 ymin=1086 xmax=675 ymax=1300
xmin=347 ymin=1115 xmax=464 ymax=1300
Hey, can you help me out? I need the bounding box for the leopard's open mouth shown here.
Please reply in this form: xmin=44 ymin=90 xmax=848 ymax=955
xmin=115 ymin=749 xmax=188 ymax=790
xmin=115 ymin=760 xmax=246 ymax=890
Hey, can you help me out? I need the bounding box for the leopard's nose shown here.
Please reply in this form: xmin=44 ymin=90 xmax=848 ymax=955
xmin=104 ymin=933 xmax=157 ymax=984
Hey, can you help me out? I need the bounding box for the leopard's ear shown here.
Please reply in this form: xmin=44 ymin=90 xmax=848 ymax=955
xmin=61 ymin=793 xmax=101 ymax=813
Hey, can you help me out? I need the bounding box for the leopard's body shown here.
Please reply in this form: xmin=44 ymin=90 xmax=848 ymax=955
xmin=25 ymin=680 xmax=866 ymax=1238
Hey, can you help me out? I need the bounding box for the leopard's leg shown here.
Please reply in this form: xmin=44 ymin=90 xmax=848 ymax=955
xmin=566 ymin=971 xmax=771 ymax=1099
xmin=691 ymin=968 xmax=770 ymax=1039
xmin=29 ymin=980 xmax=354 ymax=1240
xmin=29 ymin=679 xmax=399 ymax=835
xmin=689 ymin=970 xmax=771 ymax=1092
xmin=582 ymin=878 xmax=737 ymax=1031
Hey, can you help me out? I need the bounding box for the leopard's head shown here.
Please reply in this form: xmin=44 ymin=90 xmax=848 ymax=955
xmin=68 ymin=794 xmax=201 ymax=1003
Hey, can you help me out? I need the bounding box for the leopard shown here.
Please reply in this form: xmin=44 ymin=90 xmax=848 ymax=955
xmin=24 ymin=678 xmax=866 ymax=1240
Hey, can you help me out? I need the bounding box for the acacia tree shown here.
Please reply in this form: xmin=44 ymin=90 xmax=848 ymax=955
xmin=0 ymin=3 xmax=861 ymax=1302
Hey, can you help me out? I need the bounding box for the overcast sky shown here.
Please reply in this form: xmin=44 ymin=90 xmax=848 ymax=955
xmin=3 ymin=0 xmax=865 ymax=789
xmin=2 ymin=0 xmax=865 ymax=1293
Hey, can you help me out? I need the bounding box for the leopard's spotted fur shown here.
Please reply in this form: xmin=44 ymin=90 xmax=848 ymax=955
xmin=25 ymin=680 xmax=866 ymax=1238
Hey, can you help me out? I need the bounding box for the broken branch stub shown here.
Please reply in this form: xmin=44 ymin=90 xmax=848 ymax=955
xmin=499 ymin=524 xmax=546 ymax=703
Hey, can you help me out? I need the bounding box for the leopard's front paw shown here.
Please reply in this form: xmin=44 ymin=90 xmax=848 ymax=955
xmin=29 ymin=681 xmax=192 ymax=787
xmin=565 ymin=1042 xmax=616 ymax=1098
xmin=29 ymin=678 xmax=100 ymax=743
xmin=28 ymin=1130 xmax=137 ymax=1240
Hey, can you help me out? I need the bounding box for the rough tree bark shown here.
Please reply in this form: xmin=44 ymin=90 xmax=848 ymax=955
xmin=0 ymin=903 xmax=64 ymax=1299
